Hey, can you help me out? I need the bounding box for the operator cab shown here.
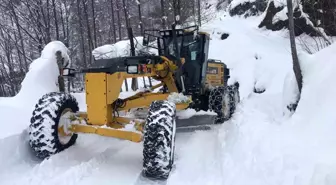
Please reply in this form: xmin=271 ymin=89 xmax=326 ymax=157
xmin=154 ymin=27 xmax=210 ymax=94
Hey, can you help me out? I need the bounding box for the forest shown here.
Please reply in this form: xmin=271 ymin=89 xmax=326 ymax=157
xmin=0 ymin=0 xmax=212 ymax=96
xmin=0 ymin=0 xmax=335 ymax=96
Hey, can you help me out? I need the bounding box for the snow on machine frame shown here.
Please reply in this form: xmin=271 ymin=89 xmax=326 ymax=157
xmin=28 ymin=24 xmax=240 ymax=180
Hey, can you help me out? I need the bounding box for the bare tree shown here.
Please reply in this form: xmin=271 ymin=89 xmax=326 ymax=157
xmin=160 ymin=0 xmax=167 ymax=28
xmin=110 ymin=0 xmax=117 ymax=43
xmin=116 ymin=0 xmax=123 ymax=40
xmin=52 ymin=0 xmax=60 ymax=40
xmin=83 ymin=0 xmax=94 ymax=64
xmin=287 ymin=0 xmax=303 ymax=96
xmin=91 ymin=0 xmax=97 ymax=48
xmin=197 ymin=0 xmax=201 ymax=26
xmin=138 ymin=0 xmax=144 ymax=35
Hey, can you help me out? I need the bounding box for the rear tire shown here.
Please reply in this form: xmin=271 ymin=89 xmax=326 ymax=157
xmin=28 ymin=92 xmax=79 ymax=159
xmin=209 ymin=86 xmax=232 ymax=124
xmin=142 ymin=100 xmax=176 ymax=180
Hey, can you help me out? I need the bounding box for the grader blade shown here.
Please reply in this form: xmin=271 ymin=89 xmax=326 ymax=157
xmin=176 ymin=114 xmax=216 ymax=132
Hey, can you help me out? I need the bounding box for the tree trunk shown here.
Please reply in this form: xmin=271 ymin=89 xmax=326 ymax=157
xmin=59 ymin=1 xmax=67 ymax=42
xmin=122 ymin=0 xmax=130 ymax=28
xmin=110 ymin=0 xmax=117 ymax=43
xmin=176 ymin=0 xmax=181 ymax=24
xmin=116 ymin=0 xmax=122 ymax=40
xmin=138 ymin=0 xmax=144 ymax=35
xmin=63 ymin=0 xmax=70 ymax=45
xmin=160 ymin=0 xmax=166 ymax=28
xmin=173 ymin=0 xmax=179 ymax=24
xmin=40 ymin=0 xmax=52 ymax=43
xmin=83 ymin=0 xmax=94 ymax=64
xmin=9 ymin=1 xmax=29 ymax=72
xmin=52 ymin=0 xmax=60 ymax=40
xmin=192 ymin=0 xmax=197 ymax=25
xmin=77 ymin=0 xmax=88 ymax=67
xmin=91 ymin=0 xmax=97 ymax=48
xmin=287 ymin=0 xmax=303 ymax=94
xmin=197 ymin=0 xmax=201 ymax=26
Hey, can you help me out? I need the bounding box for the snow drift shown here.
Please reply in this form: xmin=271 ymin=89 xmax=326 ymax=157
xmin=202 ymin=16 xmax=292 ymax=99
xmin=216 ymin=42 xmax=336 ymax=185
xmin=0 ymin=41 xmax=70 ymax=139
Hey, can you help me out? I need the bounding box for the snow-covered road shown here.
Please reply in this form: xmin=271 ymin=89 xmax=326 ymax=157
xmin=0 ymin=90 xmax=283 ymax=185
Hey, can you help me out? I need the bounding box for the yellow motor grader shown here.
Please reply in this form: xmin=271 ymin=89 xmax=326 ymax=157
xmin=27 ymin=25 xmax=239 ymax=180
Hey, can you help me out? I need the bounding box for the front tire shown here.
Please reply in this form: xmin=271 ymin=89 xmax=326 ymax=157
xmin=28 ymin=92 xmax=79 ymax=159
xmin=142 ymin=100 xmax=176 ymax=180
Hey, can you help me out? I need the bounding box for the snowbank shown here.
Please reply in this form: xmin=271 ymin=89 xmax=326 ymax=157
xmin=0 ymin=41 xmax=69 ymax=138
xmin=278 ymin=43 xmax=336 ymax=184
xmin=16 ymin=41 xmax=69 ymax=103
xmin=203 ymin=16 xmax=292 ymax=99
xmin=281 ymin=70 xmax=299 ymax=117
xmin=293 ymin=43 xmax=336 ymax=121
xmin=216 ymin=43 xmax=336 ymax=185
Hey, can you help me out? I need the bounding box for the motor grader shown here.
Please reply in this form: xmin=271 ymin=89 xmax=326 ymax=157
xmin=27 ymin=25 xmax=240 ymax=180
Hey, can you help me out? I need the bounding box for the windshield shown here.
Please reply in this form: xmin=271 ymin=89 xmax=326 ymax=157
xmin=165 ymin=36 xmax=182 ymax=57
xmin=182 ymin=34 xmax=199 ymax=62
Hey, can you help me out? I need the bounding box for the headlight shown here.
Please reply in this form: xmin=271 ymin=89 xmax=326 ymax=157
xmin=127 ymin=65 xmax=138 ymax=74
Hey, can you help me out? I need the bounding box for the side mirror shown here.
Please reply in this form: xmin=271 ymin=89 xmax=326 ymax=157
xmin=143 ymin=35 xmax=149 ymax=46
xmin=62 ymin=68 xmax=76 ymax=77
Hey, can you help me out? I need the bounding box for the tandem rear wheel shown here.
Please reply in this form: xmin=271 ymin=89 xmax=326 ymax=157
xmin=209 ymin=82 xmax=240 ymax=124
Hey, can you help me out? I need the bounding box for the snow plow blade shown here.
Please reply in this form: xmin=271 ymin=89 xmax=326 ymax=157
xmin=176 ymin=114 xmax=216 ymax=132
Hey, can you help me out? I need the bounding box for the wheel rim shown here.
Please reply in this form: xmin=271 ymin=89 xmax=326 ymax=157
xmin=58 ymin=108 xmax=74 ymax=145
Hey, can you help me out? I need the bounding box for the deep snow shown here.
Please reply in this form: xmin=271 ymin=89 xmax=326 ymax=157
xmin=0 ymin=41 xmax=70 ymax=139
xmin=1 ymin=12 xmax=336 ymax=185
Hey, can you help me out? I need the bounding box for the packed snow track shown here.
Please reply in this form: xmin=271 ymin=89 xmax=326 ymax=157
xmin=0 ymin=122 xmax=227 ymax=185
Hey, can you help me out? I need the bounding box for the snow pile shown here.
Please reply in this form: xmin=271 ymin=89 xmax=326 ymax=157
xmin=282 ymin=70 xmax=299 ymax=117
xmin=167 ymin=92 xmax=191 ymax=104
xmin=177 ymin=108 xmax=217 ymax=119
xmin=0 ymin=41 xmax=69 ymax=138
xmin=203 ymin=16 xmax=292 ymax=99
xmin=92 ymin=37 xmax=156 ymax=60
xmin=16 ymin=41 xmax=69 ymax=102
xmin=293 ymin=42 xmax=336 ymax=125
xmin=216 ymin=43 xmax=336 ymax=185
